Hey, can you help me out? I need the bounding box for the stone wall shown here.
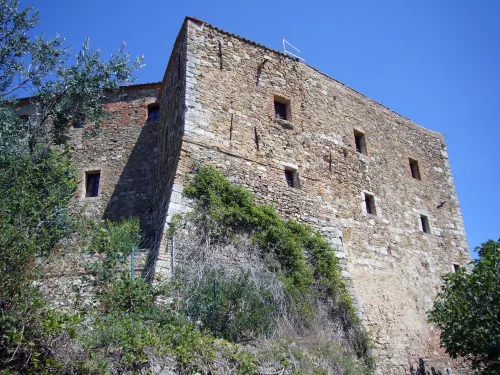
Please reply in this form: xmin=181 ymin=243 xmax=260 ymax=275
xmin=152 ymin=23 xmax=188 ymax=278
xmin=159 ymin=18 xmax=471 ymax=375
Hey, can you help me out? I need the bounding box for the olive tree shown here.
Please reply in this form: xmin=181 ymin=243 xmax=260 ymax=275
xmin=0 ymin=0 xmax=143 ymax=158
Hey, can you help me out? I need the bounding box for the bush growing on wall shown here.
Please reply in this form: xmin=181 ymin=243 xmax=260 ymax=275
xmin=180 ymin=164 xmax=373 ymax=365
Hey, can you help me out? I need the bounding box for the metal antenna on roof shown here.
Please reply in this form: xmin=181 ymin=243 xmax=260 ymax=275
xmin=282 ymin=37 xmax=305 ymax=61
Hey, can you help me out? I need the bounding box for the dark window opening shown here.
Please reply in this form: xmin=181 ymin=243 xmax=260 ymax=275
xmin=364 ymin=193 xmax=376 ymax=215
xmin=86 ymin=171 xmax=100 ymax=198
xmin=453 ymin=264 xmax=461 ymax=272
xmin=284 ymin=169 xmax=299 ymax=188
xmin=420 ymin=214 xmax=430 ymax=233
xmin=274 ymin=99 xmax=289 ymax=120
xmin=409 ymin=158 xmax=421 ymax=180
xmin=148 ymin=105 xmax=160 ymax=121
xmin=74 ymin=113 xmax=85 ymax=128
xmin=354 ymin=130 xmax=366 ymax=155
xmin=19 ymin=115 xmax=29 ymax=122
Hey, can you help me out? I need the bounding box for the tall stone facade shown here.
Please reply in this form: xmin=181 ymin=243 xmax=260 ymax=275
xmin=154 ymin=18 xmax=471 ymax=374
xmin=26 ymin=17 xmax=470 ymax=374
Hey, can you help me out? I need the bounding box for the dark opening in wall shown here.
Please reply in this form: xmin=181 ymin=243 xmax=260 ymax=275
xmin=364 ymin=193 xmax=376 ymax=215
xmin=74 ymin=113 xmax=85 ymax=128
xmin=274 ymin=96 xmax=290 ymax=121
xmin=147 ymin=105 xmax=160 ymax=121
xmin=453 ymin=264 xmax=461 ymax=272
xmin=420 ymin=214 xmax=430 ymax=233
xmin=354 ymin=130 xmax=366 ymax=155
xmin=409 ymin=158 xmax=421 ymax=180
xmin=86 ymin=171 xmax=101 ymax=197
xmin=284 ymin=168 xmax=299 ymax=188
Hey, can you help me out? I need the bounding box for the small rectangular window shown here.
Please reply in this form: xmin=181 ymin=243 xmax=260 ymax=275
xmin=148 ymin=105 xmax=160 ymax=121
xmin=86 ymin=171 xmax=100 ymax=197
xmin=364 ymin=193 xmax=375 ymax=215
xmin=409 ymin=158 xmax=421 ymax=180
xmin=420 ymin=214 xmax=430 ymax=233
xmin=453 ymin=264 xmax=461 ymax=272
xmin=284 ymin=169 xmax=299 ymax=188
xmin=354 ymin=130 xmax=366 ymax=155
xmin=274 ymin=97 xmax=289 ymax=120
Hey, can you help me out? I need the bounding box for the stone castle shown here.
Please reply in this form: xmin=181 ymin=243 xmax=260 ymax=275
xmin=23 ymin=17 xmax=472 ymax=374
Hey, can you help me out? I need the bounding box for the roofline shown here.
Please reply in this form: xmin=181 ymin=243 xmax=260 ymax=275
xmin=15 ymin=81 xmax=163 ymax=105
xmin=121 ymin=81 xmax=163 ymax=91
xmin=185 ymin=16 xmax=300 ymax=62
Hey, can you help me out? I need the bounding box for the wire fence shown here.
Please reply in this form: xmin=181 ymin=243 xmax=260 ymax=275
xmin=132 ymin=236 xmax=157 ymax=281
xmin=35 ymin=234 xmax=160 ymax=308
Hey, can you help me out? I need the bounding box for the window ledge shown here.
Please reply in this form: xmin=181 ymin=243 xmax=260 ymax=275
xmin=275 ymin=118 xmax=294 ymax=130
xmin=81 ymin=196 xmax=101 ymax=202
xmin=356 ymin=152 xmax=370 ymax=162
xmin=362 ymin=212 xmax=380 ymax=219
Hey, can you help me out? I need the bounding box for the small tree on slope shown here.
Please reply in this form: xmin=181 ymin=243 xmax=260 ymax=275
xmin=428 ymin=240 xmax=500 ymax=374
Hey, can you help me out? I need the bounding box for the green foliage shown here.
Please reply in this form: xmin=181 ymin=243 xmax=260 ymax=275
xmin=82 ymin=218 xmax=142 ymax=285
xmin=428 ymin=240 xmax=500 ymax=374
xmin=181 ymin=268 xmax=276 ymax=342
xmin=0 ymin=146 xmax=77 ymax=300
xmin=0 ymin=285 xmax=80 ymax=374
xmin=0 ymin=114 xmax=77 ymax=372
xmin=182 ymin=165 xmax=372 ymax=364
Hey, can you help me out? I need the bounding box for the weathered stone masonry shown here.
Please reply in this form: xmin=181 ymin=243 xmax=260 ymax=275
xmin=70 ymin=84 xmax=162 ymax=239
xmin=40 ymin=17 xmax=470 ymax=375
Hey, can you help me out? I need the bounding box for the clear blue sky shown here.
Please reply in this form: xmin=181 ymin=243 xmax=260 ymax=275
xmin=25 ymin=0 xmax=500 ymax=257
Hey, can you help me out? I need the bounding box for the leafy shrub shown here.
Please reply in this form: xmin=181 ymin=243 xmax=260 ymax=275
xmin=0 ymin=146 xmax=77 ymax=300
xmin=82 ymin=217 xmax=142 ymax=284
xmin=428 ymin=239 xmax=500 ymax=374
xmin=0 ymin=146 xmax=78 ymax=373
xmin=182 ymin=165 xmax=372 ymax=363
xmin=180 ymin=267 xmax=276 ymax=341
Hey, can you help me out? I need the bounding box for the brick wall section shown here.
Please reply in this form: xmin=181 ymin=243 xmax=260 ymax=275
xmin=71 ymin=85 xmax=161 ymax=238
xmin=158 ymin=18 xmax=471 ymax=375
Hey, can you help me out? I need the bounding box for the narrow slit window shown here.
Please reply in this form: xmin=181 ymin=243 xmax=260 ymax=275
xmin=453 ymin=264 xmax=461 ymax=272
xmin=86 ymin=171 xmax=100 ymax=198
xmin=274 ymin=97 xmax=290 ymax=121
xmin=147 ymin=105 xmax=160 ymax=121
xmin=420 ymin=214 xmax=430 ymax=233
xmin=409 ymin=158 xmax=421 ymax=180
xmin=354 ymin=130 xmax=366 ymax=155
xmin=284 ymin=169 xmax=299 ymax=188
xmin=364 ymin=193 xmax=376 ymax=215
